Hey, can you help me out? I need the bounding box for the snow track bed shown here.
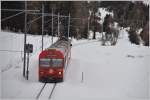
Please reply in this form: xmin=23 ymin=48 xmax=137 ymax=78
xmin=36 ymin=83 xmax=57 ymax=99
xmin=1 ymin=30 xmax=149 ymax=99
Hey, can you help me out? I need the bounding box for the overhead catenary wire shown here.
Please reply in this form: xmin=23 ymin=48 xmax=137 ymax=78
xmin=27 ymin=15 xmax=57 ymax=24
xmin=44 ymin=18 xmax=58 ymax=28
xmin=1 ymin=11 xmax=25 ymax=22
xmin=27 ymin=16 xmax=42 ymax=25
xmin=1 ymin=6 xmax=85 ymax=80
xmin=44 ymin=19 xmax=52 ymax=25
xmin=26 ymin=16 xmax=42 ymax=33
xmin=1 ymin=9 xmax=40 ymax=12
xmin=1 ymin=9 xmax=82 ymax=23
xmin=27 ymin=12 xmax=82 ymax=19
xmin=27 ymin=12 xmax=68 ymax=18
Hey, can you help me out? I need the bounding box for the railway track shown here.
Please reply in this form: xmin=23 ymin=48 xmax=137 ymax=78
xmin=48 ymin=83 xmax=57 ymax=99
xmin=36 ymin=83 xmax=57 ymax=99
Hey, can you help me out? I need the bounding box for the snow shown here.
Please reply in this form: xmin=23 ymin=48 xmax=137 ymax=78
xmin=0 ymin=68 xmax=2 ymax=98
xmin=88 ymin=31 xmax=103 ymax=40
xmin=96 ymin=8 xmax=114 ymax=24
xmin=89 ymin=7 xmax=116 ymax=41
xmin=136 ymin=28 xmax=143 ymax=35
xmin=0 ymin=31 xmax=58 ymax=99
xmin=0 ymin=29 xmax=149 ymax=99
xmin=38 ymin=84 xmax=54 ymax=99
xmin=141 ymin=0 xmax=149 ymax=5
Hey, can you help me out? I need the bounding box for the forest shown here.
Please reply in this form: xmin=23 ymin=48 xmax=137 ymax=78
xmin=1 ymin=1 xmax=149 ymax=46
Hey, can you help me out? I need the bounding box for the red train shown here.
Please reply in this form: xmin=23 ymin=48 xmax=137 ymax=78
xmin=39 ymin=37 xmax=72 ymax=83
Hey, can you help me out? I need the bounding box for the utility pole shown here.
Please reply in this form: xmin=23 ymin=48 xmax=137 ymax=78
xmin=102 ymin=21 xmax=103 ymax=39
xmin=42 ymin=4 xmax=44 ymax=51
xmin=26 ymin=48 xmax=29 ymax=80
xmin=25 ymin=43 xmax=33 ymax=80
xmin=87 ymin=17 xmax=90 ymax=39
xmin=23 ymin=1 xmax=27 ymax=77
xmin=57 ymin=13 xmax=60 ymax=37
xmin=68 ymin=13 xmax=70 ymax=39
xmin=51 ymin=8 xmax=53 ymax=44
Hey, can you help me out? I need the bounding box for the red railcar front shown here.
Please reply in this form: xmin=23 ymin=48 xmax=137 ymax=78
xmin=39 ymin=38 xmax=71 ymax=83
xmin=39 ymin=49 xmax=65 ymax=82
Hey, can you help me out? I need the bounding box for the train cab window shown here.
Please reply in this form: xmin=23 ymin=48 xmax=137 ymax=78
xmin=39 ymin=59 xmax=50 ymax=67
xmin=52 ymin=59 xmax=63 ymax=67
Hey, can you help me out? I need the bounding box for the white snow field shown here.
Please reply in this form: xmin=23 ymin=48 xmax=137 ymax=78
xmin=0 ymin=29 xmax=149 ymax=99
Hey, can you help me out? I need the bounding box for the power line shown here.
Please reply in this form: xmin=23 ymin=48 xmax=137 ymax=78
xmin=26 ymin=16 xmax=43 ymax=32
xmin=27 ymin=16 xmax=42 ymax=25
xmin=27 ymin=12 xmax=82 ymax=19
xmin=44 ymin=17 xmax=58 ymax=25
xmin=27 ymin=12 xmax=67 ymax=17
xmin=44 ymin=19 xmax=52 ymax=25
xmin=1 ymin=11 xmax=25 ymax=22
xmin=1 ymin=9 xmax=40 ymax=12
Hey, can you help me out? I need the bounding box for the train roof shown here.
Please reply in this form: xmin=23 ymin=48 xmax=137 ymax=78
xmin=47 ymin=38 xmax=71 ymax=56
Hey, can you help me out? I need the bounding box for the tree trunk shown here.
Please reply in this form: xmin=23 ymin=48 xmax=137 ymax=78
xmin=93 ymin=11 xmax=96 ymax=39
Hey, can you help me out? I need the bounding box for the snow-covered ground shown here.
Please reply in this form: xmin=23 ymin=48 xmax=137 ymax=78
xmin=0 ymin=29 xmax=149 ymax=99
xmin=0 ymin=31 xmax=58 ymax=99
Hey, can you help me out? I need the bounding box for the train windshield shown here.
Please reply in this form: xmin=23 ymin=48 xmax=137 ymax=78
xmin=52 ymin=59 xmax=63 ymax=67
xmin=39 ymin=58 xmax=63 ymax=67
xmin=39 ymin=59 xmax=50 ymax=67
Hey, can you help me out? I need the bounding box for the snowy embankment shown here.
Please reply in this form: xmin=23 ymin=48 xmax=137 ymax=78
xmin=53 ymin=29 xmax=149 ymax=99
xmin=1 ymin=29 xmax=149 ymax=99
xmin=0 ymin=31 xmax=58 ymax=98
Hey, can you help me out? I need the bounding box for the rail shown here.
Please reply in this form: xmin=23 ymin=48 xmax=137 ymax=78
xmin=36 ymin=83 xmax=57 ymax=99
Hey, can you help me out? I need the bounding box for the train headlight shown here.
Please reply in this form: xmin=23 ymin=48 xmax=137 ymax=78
xmin=58 ymin=72 xmax=62 ymax=75
xmin=49 ymin=69 xmax=54 ymax=73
